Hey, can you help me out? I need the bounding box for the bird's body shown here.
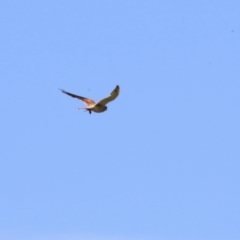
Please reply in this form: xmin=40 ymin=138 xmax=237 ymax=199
xmin=60 ymin=85 xmax=120 ymax=114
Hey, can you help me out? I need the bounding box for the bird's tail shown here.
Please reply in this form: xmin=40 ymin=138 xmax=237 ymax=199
xmin=76 ymin=108 xmax=91 ymax=114
xmin=76 ymin=107 xmax=86 ymax=111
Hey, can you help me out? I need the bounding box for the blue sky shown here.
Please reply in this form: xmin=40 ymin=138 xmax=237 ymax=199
xmin=1 ymin=1 xmax=240 ymax=239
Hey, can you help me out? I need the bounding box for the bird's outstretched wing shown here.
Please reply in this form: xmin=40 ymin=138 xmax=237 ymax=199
xmin=96 ymin=85 xmax=120 ymax=106
xmin=60 ymin=89 xmax=95 ymax=106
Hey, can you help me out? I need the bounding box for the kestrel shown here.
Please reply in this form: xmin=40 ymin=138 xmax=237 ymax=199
xmin=60 ymin=85 xmax=120 ymax=114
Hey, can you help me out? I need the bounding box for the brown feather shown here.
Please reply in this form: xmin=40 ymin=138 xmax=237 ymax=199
xmin=60 ymin=89 xmax=95 ymax=106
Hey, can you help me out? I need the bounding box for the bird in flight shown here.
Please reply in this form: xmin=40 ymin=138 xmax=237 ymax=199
xmin=60 ymin=85 xmax=120 ymax=114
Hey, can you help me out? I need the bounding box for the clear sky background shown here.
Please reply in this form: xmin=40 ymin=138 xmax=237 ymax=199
xmin=1 ymin=1 xmax=240 ymax=240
